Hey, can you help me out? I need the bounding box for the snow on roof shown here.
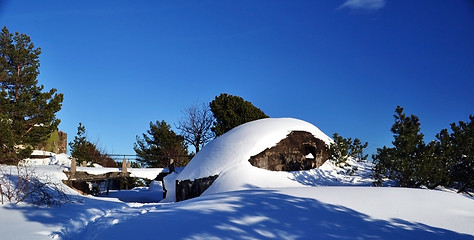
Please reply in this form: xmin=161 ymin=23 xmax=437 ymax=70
xmin=21 ymin=150 xmax=72 ymax=166
xmin=176 ymin=118 xmax=332 ymax=185
xmin=22 ymin=151 xmax=165 ymax=180
xmin=75 ymin=167 xmax=167 ymax=180
xmin=30 ymin=150 xmax=55 ymax=156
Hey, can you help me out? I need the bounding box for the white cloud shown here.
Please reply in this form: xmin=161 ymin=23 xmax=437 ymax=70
xmin=339 ymin=0 xmax=386 ymax=10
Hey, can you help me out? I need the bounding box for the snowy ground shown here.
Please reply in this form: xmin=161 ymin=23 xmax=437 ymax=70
xmin=1 ymin=118 xmax=473 ymax=239
xmin=1 ymin=160 xmax=473 ymax=239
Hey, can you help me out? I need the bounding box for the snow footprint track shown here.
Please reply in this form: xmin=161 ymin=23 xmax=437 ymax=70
xmin=58 ymin=203 xmax=158 ymax=240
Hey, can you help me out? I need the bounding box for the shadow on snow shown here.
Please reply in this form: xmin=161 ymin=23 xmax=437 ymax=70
xmin=55 ymin=187 xmax=474 ymax=240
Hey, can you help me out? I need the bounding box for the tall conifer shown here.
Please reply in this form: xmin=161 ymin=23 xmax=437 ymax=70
xmin=373 ymin=106 xmax=425 ymax=187
xmin=134 ymin=120 xmax=189 ymax=167
xmin=0 ymin=26 xmax=63 ymax=164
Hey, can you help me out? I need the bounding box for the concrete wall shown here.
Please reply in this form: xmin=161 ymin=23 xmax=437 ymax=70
xmin=248 ymin=131 xmax=329 ymax=171
xmin=175 ymin=175 xmax=218 ymax=202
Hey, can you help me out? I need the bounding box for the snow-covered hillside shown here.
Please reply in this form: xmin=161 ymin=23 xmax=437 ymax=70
xmin=1 ymin=118 xmax=473 ymax=239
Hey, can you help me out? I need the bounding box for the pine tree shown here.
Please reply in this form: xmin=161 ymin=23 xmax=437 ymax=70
xmin=373 ymin=106 xmax=425 ymax=187
xmin=417 ymin=141 xmax=447 ymax=189
xmin=372 ymin=146 xmax=395 ymax=186
xmin=0 ymin=26 xmax=63 ymax=164
xmin=436 ymin=115 xmax=474 ymax=192
xmin=350 ymin=138 xmax=369 ymax=161
xmin=329 ymin=133 xmax=352 ymax=166
xmin=329 ymin=133 xmax=368 ymax=168
xmin=210 ymin=93 xmax=268 ymax=136
xmin=69 ymin=123 xmax=116 ymax=167
xmin=69 ymin=123 xmax=88 ymax=161
xmin=134 ymin=120 xmax=189 ymax=167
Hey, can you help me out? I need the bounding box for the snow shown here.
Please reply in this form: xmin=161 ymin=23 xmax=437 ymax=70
xmin=98 ymin=186 xmax=163 ymax=203
xmin=1 ymin=118 xmax=473 ymax=239
xmin=21 ymin=151 xmax=72 ymax=167
xmin=73 ymin=187 xmax=474 ymax=240
xmin=162 ymin=172 xmax=178 ymax=203
xmin=75 ymin=166 xmax=167 ymax=180
xmin=1 ymin=181 xmax=473 ymax=239
xmin=129 ymin=168 xmax=167 ymax=180
xmin=177 ymin=118 xmax=332 ymax=182
xmin=19 ymin=150 xmax=167 ymax=180
xmin=176 ymin=118 xmax=363 ymax=196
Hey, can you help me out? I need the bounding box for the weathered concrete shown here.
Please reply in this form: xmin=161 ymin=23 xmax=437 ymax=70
xmin=249 ymin=131 xmax=329 ymax=171
xmin=122 ymin=158 xmax=128 ymax=174
xmin=70 ymin=158 xmax=76 ymax=174
xmin=175 ymin=175 xmax=218 ymax=202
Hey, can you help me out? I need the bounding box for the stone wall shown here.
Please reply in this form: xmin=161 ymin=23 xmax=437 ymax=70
xmin=175 ymin=175 xmax=218 ymax=202
xmin=248 ymin=131 xmax=329 ymax=171
xmin=37 ymin=130 xmax=67 ymax=154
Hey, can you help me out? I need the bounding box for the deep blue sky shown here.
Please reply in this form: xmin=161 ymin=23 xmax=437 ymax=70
xmin=1 ymin=0 xmax=473 ymax=156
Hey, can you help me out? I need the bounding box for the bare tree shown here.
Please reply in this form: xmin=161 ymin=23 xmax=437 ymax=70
xmin=177 ymin=103 xmax=215 ymax=153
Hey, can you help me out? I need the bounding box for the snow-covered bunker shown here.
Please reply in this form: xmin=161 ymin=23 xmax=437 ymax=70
xmin=166 ymin=118 xmax=333 ymax=202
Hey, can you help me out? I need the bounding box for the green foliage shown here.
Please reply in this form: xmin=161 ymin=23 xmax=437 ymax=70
xmin=329 ymin=133 xmax=351 ymax=166
xmin=210 ymin=93 xmax=269 ymax=136
xmin=134 ymin=120 xmax=189 ymax=168
xmin=373 ymin=106 xmax=425 ymax=187
xmin=372 ymin=146 xmax=395 ymax=186
xmin=434 ymin=115 xmax=474 ymax=191
xmin=129 ymin=161 xmax=142 ymax=168
xmin=329 ymin=133 xmax=368 ymax=167
xmin=69 ymin=123 xmax=87 ymax=160
xmin=0 ymin=26 xmax=63 ymax=164
xmin=417 ymin=141 xmax=449 ymax=189
xmin=69 ymin=123 xmax=116 ymax=167
xmin=39 ymin=130 xmax=60 ymax=153
xmin=0 ymin=111 xmax=15 ymax=163
xmin=118 ymin=177 xmax=147 ymax=190
xmin=351 ymin=138 xmax=369 ymax=161
xmin=373 ymin=107 xmax=472 ymax=191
